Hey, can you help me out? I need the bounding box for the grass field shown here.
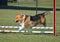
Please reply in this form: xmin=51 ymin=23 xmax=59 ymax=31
xmin=0 ymin=0 xmax=60 ymax=42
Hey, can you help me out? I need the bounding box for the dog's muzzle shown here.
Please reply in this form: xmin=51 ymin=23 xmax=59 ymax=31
xmin=15 ymin=20 xmax=18 ymax=22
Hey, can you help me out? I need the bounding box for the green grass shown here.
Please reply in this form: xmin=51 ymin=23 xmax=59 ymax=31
xmin=8 ymin=0 xmax=53 ymax=8
xmin=0 ymin=33 xmax=60 ymax=42
xmin=0 ymin=9 xmax=60 ymax=42
xmin=0 ymin=0 xmax=60 ymax=42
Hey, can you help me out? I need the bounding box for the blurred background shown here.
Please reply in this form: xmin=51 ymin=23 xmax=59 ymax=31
xmin=0 ymin=0 xmax=53 ymax=8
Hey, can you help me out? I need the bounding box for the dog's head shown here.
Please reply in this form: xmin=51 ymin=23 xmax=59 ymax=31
xmin=15 ymin=13 xmax=25 ymax=23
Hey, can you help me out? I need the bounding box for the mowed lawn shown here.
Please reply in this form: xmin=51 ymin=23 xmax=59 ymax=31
xmin=0 ymin=9 xmax=60 ymax=42
xmin=0 ymin=0 xmax=60 ymax=42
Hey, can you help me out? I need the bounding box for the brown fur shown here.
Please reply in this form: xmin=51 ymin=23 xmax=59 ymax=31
xmin=15 ymin=13 xmax=31 ymax=27
xmin=15 ymin=11 xmax=52 ymax=27
xmin=15 ymin=14 xmax=46 ymax=27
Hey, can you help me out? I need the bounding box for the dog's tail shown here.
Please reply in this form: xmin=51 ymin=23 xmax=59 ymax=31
xmin=43 ymin=11 xmax=53 ymax=15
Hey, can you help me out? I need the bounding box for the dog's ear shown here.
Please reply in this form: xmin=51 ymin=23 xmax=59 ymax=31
xmin=18 ymin=13 xmax=22 ymax=15
xmin=18 ymin=13 xmax=23 ymax=18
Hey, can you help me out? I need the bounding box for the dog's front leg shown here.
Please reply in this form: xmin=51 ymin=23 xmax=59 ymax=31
xmin=24 ymin=17 xmax=30 ymax=27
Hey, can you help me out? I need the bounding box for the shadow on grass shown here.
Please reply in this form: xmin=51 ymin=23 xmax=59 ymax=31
xmin=22 ymin=32 xmax=53 ymax=36
xmin=0 ymin=6 xmax=60 ymax=11
xmin=0 ymin=32 xmax=53 ymax=36
xmin=56 ymin=32 xmax=60 ymax=36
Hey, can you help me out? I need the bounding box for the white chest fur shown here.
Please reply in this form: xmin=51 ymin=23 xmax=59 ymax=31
xmin=19 ymin=14 xmax=25 ymax=30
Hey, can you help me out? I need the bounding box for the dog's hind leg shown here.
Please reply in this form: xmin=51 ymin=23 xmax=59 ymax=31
xmin=40 ymin=16 xmax=46 ymax=27
xmin=43 ymin=22 xmax=46 ymax=27
xmin=43 ymin=18 xmax=46 ymax=27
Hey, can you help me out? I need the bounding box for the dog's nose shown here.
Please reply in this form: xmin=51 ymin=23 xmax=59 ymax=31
xmin=15 ymin=20 xmax=18 ymax=22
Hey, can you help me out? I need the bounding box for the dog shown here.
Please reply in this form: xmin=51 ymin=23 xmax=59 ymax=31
xmin=15 ymin=11 xmax=53 ymax=29
xmin=15 ymin=13 xmax=30 ymax=27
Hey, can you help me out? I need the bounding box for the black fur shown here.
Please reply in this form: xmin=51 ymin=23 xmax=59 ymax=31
xmin=30 ymin=12 xmax=45 ymax=21
xmin=25 ymin=11 xmax=51 ymax=27
xmin=29 ymin=11 xmax=49 ymax=27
